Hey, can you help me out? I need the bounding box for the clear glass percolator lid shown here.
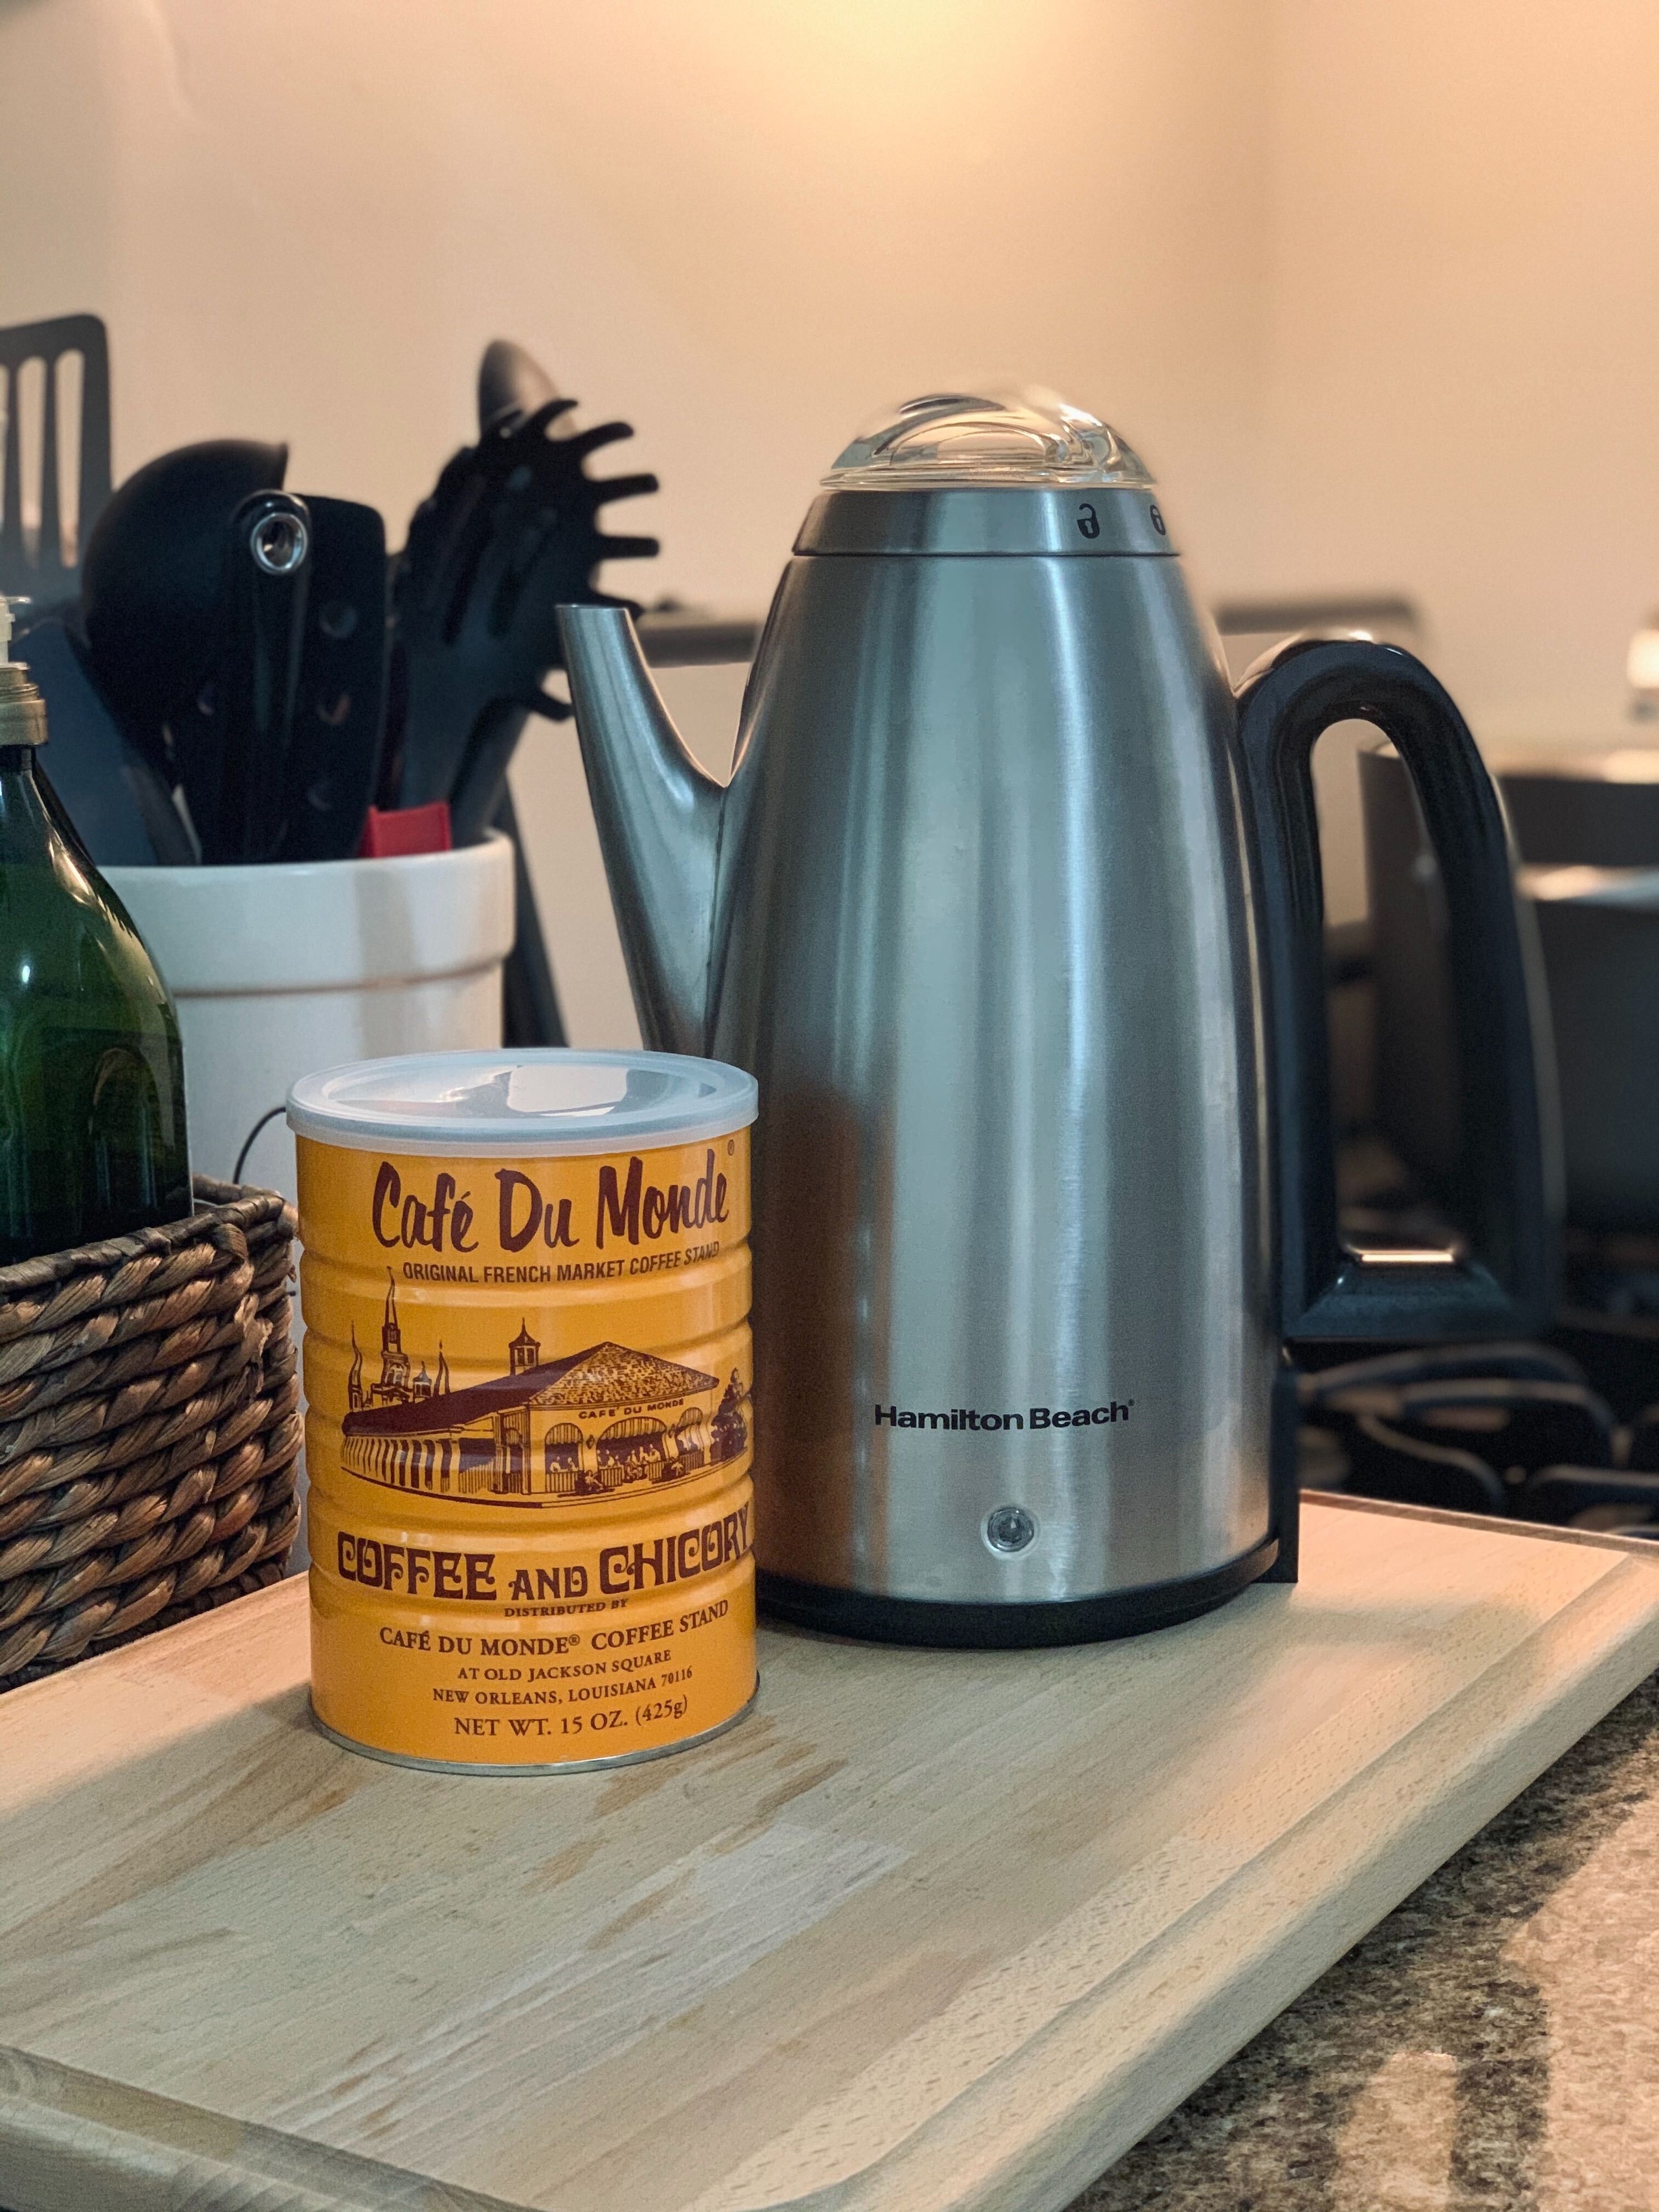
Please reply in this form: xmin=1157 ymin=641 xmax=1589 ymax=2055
xmin=825 ymin=388 xmax=1154 ymax=491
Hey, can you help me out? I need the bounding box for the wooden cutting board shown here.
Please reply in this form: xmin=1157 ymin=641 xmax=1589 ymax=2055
xmin=2 ymin=1494 xmax=1658 ymax=2212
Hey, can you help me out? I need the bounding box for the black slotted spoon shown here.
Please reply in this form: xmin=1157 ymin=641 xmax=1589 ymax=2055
xmin=388 ymin=353 xmax=658 ymax=838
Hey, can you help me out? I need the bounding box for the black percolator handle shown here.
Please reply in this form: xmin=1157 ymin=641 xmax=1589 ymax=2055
xmin=1234 ymin=635 xmax=1556 ymax=1342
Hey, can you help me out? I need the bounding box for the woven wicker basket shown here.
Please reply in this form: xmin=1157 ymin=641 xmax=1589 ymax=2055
xmin=0 ymin=1176 xmax=301 ymax=1689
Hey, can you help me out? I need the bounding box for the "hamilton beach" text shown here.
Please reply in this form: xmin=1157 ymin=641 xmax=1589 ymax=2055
xmin=874 ymin=1401 xmax=1133 ymax=1432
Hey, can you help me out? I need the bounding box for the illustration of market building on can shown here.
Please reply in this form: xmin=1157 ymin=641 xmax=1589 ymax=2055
xmin=340 ymin=1279 xmax=749 ymax=1504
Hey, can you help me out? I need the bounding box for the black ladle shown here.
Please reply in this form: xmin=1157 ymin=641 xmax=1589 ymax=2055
xmin=80 ymin=437 xmax=288 ymax=775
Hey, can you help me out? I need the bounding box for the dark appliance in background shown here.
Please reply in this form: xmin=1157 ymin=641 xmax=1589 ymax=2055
xmin=1502 ymin=755 xmax=1659 ymax=1255
xmin=1298 ymin=1340 xmax=1659 ymax=1536
xmin=1327 ymin=740 xmax=1659 ymax=1536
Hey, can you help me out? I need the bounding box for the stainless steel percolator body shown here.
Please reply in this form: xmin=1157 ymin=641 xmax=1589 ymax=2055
xmin=705 ymin=488 xmax=1277 ymax=1623
xmin=561 ymin=397 xmax=1552 ymax=1645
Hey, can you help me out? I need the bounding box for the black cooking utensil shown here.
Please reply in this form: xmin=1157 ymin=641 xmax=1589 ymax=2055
xmin=437 ymin=393 xmax=658 ymax=843
xmin=387 ymin=340 xmax=656 ymax=1044
xmin=12 ymin=612 xmax=195 ymax=864
xmin=477 ymin=338 xmax=559 ymax=436
xmin=495 ymin=782 xmax=566 ymax=1046
xmin=388 ymin=354 xmax=658 ymax=823
xmin=446 ymin=700 xmax=532 ymax=849
xmin=179 ymin=491 xmax=312 ymax=863
xmin=0 ymin=314 xmax=112 ymax=609
xmin=80 ymin=438 xmax=288 ymax=778
xmin=176 ymin=492 xmax=389 ymax=863
xmin=276 ymin=495 xmax=388 ymax=860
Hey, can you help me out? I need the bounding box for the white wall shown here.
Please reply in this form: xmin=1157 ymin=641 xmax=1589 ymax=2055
xmin=5 ymin=1 xmax=1659 ymax=1032
xmin=1259 ymin=0 xmax=1659 ymax=747
xmin=0 ymin=0 xmax=1271 ymax=1039
xmin=0 ymin=0 xmax=1274 ymax=597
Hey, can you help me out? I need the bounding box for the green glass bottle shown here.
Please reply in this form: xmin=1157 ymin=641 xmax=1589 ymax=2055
xmin=0 ymin=609 xmax=191 ymax=1262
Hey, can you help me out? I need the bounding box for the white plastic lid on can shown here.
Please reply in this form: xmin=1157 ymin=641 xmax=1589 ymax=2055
xmin=288 ymin=1049 xmax=758 ymax=1157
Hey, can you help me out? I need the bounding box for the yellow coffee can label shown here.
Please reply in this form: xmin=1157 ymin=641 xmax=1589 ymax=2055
xmin=289 ymin=1051 xmax=759 ymax=1772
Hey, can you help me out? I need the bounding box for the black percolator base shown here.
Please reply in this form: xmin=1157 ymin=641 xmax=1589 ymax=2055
xmin=758 ymin=1534 xmax=1284 ymax=1651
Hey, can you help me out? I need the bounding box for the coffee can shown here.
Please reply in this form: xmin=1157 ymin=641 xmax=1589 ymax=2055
xmin=288 ymin=1049 xmax=758 ymax=1772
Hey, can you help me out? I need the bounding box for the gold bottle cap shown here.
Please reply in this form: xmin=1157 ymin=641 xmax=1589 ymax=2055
xmin=0 ymin=597 xmax=48 ymax=747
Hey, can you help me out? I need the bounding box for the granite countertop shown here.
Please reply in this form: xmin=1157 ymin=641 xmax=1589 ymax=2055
xmin=1074 ymin=1670 xmax=1659 ymax=2212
